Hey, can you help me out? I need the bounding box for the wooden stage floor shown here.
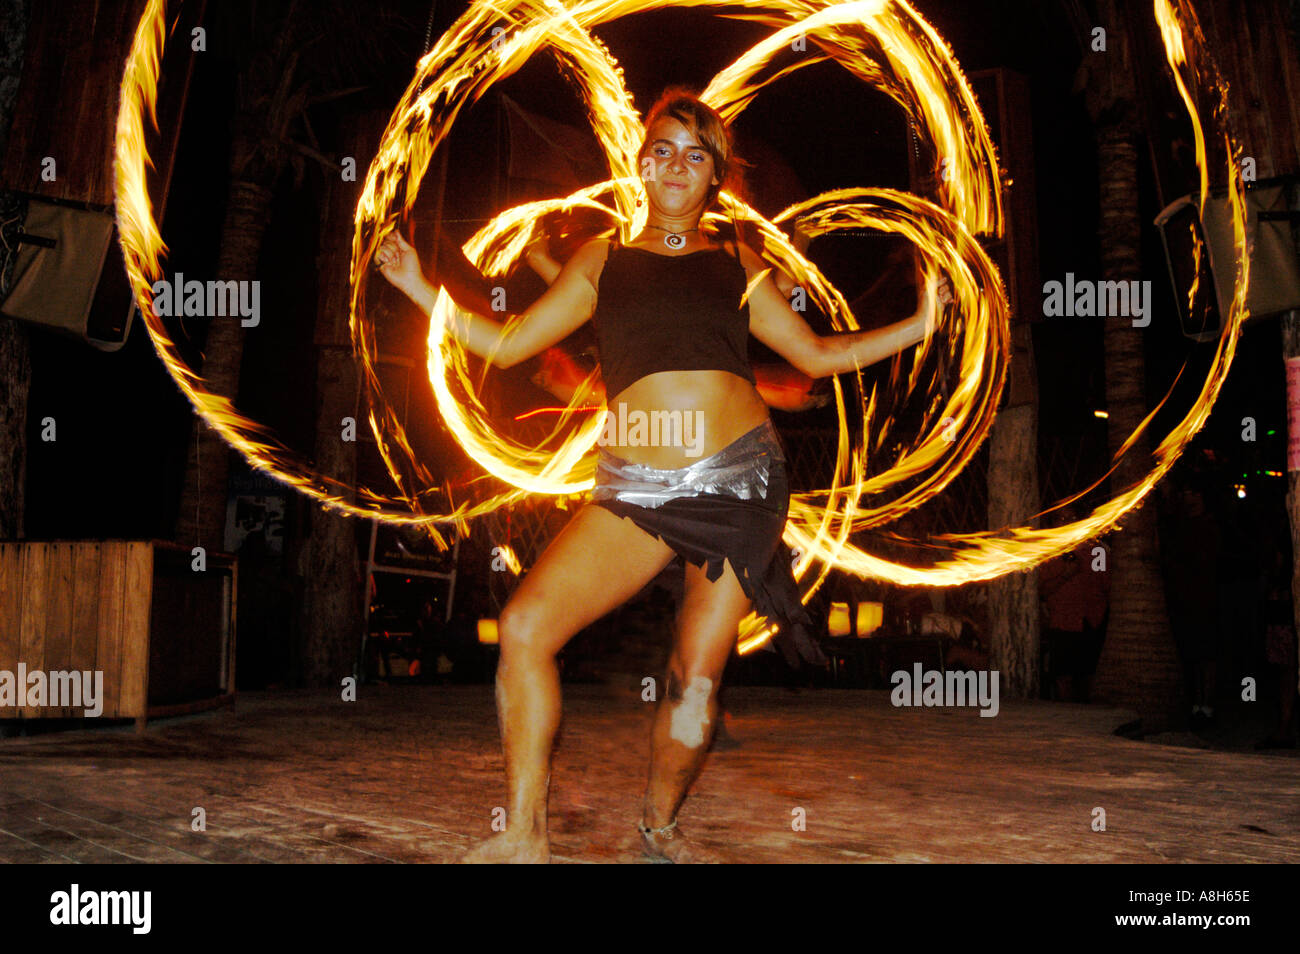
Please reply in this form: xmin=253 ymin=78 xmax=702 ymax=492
xmin=2 ymin=685 xmax=1297 ymax=863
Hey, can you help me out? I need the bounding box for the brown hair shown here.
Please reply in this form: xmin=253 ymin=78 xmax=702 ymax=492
xmin=637 ymin=86 xmax=750 ymax=219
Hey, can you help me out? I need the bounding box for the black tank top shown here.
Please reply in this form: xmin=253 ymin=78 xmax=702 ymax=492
xmin=592 ymin=239 xmax=756 ymax=400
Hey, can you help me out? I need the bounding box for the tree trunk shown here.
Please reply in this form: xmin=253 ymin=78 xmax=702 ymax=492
xmin=1087 ymin=124 xmax=1185 ymax=729
xmin=295 ymin=107 xmax=384 ymax=687
xmin=987 ymin=398 xmax=1040 ymax=696
xmin=0 ymin=0 xmax=30 ymax=539
xmin=173 ymin=177 xmax=273 ymax=552
xmin=980 ymin=68 xmax=1041 ymax=696
xmin=296 ymin=347 xmax=361 ymax=686
xmin=1074 ymin=0 xmax=1184 ymax=730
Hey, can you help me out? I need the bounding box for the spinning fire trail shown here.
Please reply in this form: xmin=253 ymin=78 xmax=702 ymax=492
xmin=115 ymin=0 xmax=1250 ymax=652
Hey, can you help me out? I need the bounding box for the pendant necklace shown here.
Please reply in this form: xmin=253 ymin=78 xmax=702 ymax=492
xmin=647 ymin=225 xmax=699 ymax=250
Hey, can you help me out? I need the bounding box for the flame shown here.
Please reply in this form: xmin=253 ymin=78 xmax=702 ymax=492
xmin=114 ymin=0 xmax=469 ymax=543
xmin=495 ymin=544 xmax=523 ymax=575
xmin=117 ymin=0 xmax=1249 ymax=653
xmin=348 ymin=0 xmax=1010 ymax=651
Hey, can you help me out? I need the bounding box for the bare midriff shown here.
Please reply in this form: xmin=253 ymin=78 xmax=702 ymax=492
xmin=603 ymin=369 xmax=770 ymax=469
xmin=586 ymin=238 xmax=770 ymax=468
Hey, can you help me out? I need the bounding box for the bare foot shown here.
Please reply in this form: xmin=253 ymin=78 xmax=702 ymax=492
xmin=459 ymin=830 xmax=550 ymax=864
xmin=639 ymin=820 xmax=730 ymax=864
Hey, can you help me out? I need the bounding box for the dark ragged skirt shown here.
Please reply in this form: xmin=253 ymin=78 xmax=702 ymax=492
xmin=590 ymin=419 xmax=826 ymax=668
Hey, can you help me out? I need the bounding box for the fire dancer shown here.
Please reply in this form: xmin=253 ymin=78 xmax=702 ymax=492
xmin=377 ymin=87 xmax=947 ymax=862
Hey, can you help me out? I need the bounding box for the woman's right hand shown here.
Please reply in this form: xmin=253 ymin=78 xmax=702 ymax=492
xmin=376 ymin=229 xmax=425 ymax=297
xmin=525 ymin=232 xmax=563 ymax=282
xmin=525 ymin=232 xmax=548 ymax=266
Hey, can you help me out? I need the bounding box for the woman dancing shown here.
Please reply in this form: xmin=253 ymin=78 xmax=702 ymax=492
xmin=378 ymin=88 xmax=946 ymax=863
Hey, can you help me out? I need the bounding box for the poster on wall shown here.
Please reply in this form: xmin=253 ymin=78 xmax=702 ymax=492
xmin=225 ymin=466 xmax=286 ymax=556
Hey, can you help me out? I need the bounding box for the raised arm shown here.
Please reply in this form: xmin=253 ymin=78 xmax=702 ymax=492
xmin=525 ymin=233 xmax=563 ymax=285
xmin=737 ymin=241 xmax=947 ymax=379
xmin=771 ymin=222 xmax=813 ymax=298
xmin=377 ymin=230 xmax=605 ymax=368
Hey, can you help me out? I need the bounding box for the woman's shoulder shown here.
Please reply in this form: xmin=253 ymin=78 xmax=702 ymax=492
xmin=566 ymin=234 xmax=617 ymax=286
xmin=572 ymin=233 xmax=616 ymax=259
xmin=718 ymin=236 xmax=767 ymax=279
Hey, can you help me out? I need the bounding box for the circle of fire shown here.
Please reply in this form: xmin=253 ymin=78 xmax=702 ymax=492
xmin=116 ymin=0 xmax=1249 ymax=648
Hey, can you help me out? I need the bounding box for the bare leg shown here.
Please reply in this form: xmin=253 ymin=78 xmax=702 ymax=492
xmin=461 ymin=505 xmax=674 ymax=863
xmin=640 ymin=558 xmax=752 ymax=863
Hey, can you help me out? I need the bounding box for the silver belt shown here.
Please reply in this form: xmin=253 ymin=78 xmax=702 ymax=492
xmin=592 ymin=420 xmax=783 ymax=509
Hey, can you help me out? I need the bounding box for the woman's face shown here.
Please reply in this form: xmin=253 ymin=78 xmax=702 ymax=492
xmin=638 ymin=114 xmax=720 ymax=217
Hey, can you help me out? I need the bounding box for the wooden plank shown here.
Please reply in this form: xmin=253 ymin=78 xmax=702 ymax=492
xmin=1 ymin=794 xmax=195 ymax=863
xmin=1273 ymin=2 xmax=1300 ymax=171
xmin=0 ymin=828 xmax=72 ymax=863
xmin=1 ymin=9 xmax=66 ymax=192
xmin=1 ymin=790 xmax=252 ymax=863
xmin=1243 ymin=1 xmax=1292 ymax=174
xmin=0 ymin=543 xmax=22 ymax=718
xmin=1202 ymin=0 xmax=1300 ymax=180
xmin=117 ymin=542 xmax=153 ymax=719
xmin=1192 ymin=1 xmax=1246 ymax=173
xmin=17 ymin=544 xmax=48 ymax=718
xmin=54 ymin=6 xmax=101 ymax=199
xmin=0 ymin=806 xmax=146 ymax=863
xmin=41 ymin=544 xmax=76 ymax=717
xmin=1 ymin=0 xmax=146 ymax=204
xmin=1261 ymin=2 xmax=1300 ymax=172
xmin=1231 ymin=1 xmax=1278 ymax=178
xmin=95 ymin=541 xmax=127 ymax=719
xmin=0 ymin=0 xmax=203 ymax=208
xmin=69 ymin=543 xmax=102 ymax=675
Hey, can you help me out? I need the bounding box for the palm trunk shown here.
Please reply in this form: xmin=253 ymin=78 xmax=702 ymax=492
xmin=173 ymin=177 xmax=273 ymax=552
xmin=294 ymin=107 xmax=381 ymax=686
xmin=297 ymin=346 xmax=360 ymax=686
xmin=987 ymin=398 xmax=1040 ymax=695
xmin=1087 ymin=125 xmax=1185 ymax=728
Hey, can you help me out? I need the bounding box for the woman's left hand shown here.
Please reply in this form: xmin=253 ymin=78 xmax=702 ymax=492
xmin=376 ymin=229 xmax=425 ymax=297
xmin=918 ymin=272 xmax=953 ymax=338
xmin=937 ymin=273 xmax=954 ymax=307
